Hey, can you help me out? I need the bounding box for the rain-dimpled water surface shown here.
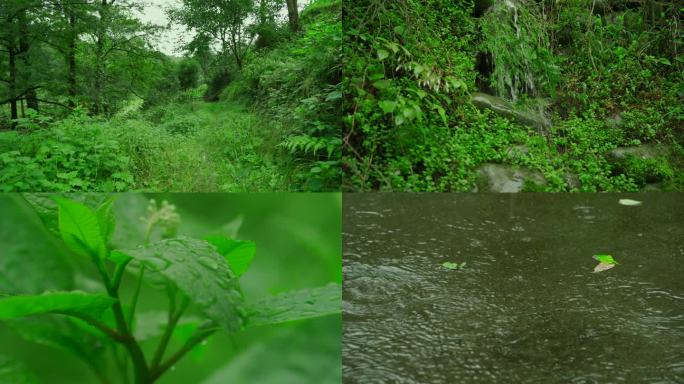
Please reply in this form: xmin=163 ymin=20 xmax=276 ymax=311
xmin=343 ymin=194 xmax=684 ymax=384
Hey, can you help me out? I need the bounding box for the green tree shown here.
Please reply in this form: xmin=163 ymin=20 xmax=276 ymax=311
xmin=169 ymin=0 xmax=255 ymax=69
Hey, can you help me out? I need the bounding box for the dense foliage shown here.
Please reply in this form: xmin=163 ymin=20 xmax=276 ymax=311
xmin=0 ymin=193 xmax=342 ymax=383
xmin=343 ymin=0 xmax=683 ymax=191
xmin=0 ymin=0 xmax=341 ymax=192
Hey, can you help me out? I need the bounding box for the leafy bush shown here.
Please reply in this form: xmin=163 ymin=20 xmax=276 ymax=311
xmin=0 ymin=113 xmax=134 ymax=192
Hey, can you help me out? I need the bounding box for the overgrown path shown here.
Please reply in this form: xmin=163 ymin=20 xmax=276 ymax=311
xmin=135 ymin=101 xmax=292 ymax=192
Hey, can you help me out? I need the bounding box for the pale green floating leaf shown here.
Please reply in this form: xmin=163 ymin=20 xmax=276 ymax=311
xmin=618 ymin=199 xmax=642 ymax=206
xmin=593 ymin=262 xmax=616 ymax=273
xmin=442 ymin=261 xmax=466 ymax=270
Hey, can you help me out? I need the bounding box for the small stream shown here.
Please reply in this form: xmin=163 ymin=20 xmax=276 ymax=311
xmin=343 ymin=194 xmax=684 ymax=383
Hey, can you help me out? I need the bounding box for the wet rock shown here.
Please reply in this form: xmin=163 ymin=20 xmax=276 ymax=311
xmin=471 ymin=92 xmax=550 ymax=130
xmin=475 ymin=163 xmax=547 ymax=192
xmin=564 ymin=172 xmax=581 ymax=189
xmin=606 ymin=145 xmax=658 ymax=162
xmin=643 ymin=183 xmax=663 ymax=192
xmin=605 ymin=112 xmax=623 ymax=129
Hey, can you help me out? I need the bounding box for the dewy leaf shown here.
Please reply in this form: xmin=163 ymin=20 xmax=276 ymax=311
xmin=54 ymin=197 xmax=107 ymax=259
xmin=114 ymin=237 xmax=244 ymax=332
xmin=246 ymin=283 xmax=341 ymax=327
xmin=204 ymin=236 xmax=256 ymax=277
xmin=618 ymin=198 xmax=642 ymax=206
xmin=0 ymin=292 xmax=115 ymax=320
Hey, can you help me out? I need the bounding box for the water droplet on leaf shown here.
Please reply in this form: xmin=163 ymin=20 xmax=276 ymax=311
xmin=198 ymin=256 xmax=218 ymax=270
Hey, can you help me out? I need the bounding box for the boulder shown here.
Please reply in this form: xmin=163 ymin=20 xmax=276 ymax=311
xmin=471 ymin=92 xmax=551 ymax=130
xmin=475 ymin=163 xmax=547 ymax=192
xmin=606 ymin=145 xmax=659 ymax=162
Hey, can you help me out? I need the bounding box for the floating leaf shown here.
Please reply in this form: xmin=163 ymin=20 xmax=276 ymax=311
xmin=593 ymin=254 xmax=618 ymax=273
xmin=0 ymin=292 xmax=115 ymax=320
xmin=442 ymin=261 xmax=466 ymax=270
xmin=246 ymin=283 xmax=341 ymax=327
xmin=619 ymin=199 xmax=642 ymax=206
xmin=113 ymin=237 xmax=245 ymax=332
xmin=593 ymin=254 xmax=618 ymax=264
xmin=593 ymin=262 xmax=616 ymax=273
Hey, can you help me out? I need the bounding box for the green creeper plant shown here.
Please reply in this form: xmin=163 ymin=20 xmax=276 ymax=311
xmin=0 ymin=196 xmax=341 ymax=383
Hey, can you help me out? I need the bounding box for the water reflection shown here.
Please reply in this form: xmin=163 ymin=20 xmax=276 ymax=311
xmin=343 ymin=194 xmax=684 ymax=384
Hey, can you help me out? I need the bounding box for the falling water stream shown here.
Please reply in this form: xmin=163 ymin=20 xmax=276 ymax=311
xmin=343 ymin=194 xmax=684 ymax=383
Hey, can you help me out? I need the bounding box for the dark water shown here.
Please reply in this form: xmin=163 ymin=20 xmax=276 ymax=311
xmin=343 ymin=194 xmax=684 ymax=384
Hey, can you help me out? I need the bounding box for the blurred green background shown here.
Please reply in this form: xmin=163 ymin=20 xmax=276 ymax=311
xmin=0 ymin=193 xmax=341 ymax=383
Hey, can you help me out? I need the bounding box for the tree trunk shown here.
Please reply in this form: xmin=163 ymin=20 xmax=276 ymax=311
xmin=8 ymin=46 xmax=18 ymax=126
xmin=66 ymin=5 xmax=77 ymax=107
xmin=94 ymin=0 xmax=109 ymax=114
xmin=18 ymin=10 xmax=39 ymax=112
xmin=285 ymin=0 xmax=300 ymax=32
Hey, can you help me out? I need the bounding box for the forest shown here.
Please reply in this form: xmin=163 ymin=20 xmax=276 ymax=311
xmin=343 ymin=0 xmax=683 ymax=192
xmin=0 ymin=0 xmax=341 ymax=192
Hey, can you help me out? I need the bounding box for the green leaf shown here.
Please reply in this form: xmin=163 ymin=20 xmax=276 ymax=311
xmin=0 ymin=195 xmax=73 ymax=295
xmin=96 ymin=197 xmax=117 ymax=244
xmin=113 ymin=237 xmax=245 ymax=332
xmin=378 ymin=100 xmax=397 ymax=114
xmin=54 ymin=197 xmax=107 ymax=259
xmin=325 ymin=91 xmax=342 ymax=102
xmin=0 ymin=356 xmax=37 ymax=384
xmin=436 ymin=105 xmax=447 ymax=126
xmin=246 ymin=283 xmax=341 ymax=327
xmin=204 ymin=236 xmax=256 ymax=277
xmin=0 ymin=292 xmax=115 ymax=320
xmin=201 ymin=318 xmax=340 ymax=384
xmin=373 ymin=79 xmax=391 ymax=90
xmin=376 ymin=49 xmax=389 ymax=61
xmin=592 ymin=254 xmax=618 ymax=265
xmin=6 ymin=316 xmax=109 ymax=368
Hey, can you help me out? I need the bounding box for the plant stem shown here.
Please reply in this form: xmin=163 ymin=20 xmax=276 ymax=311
xmin=94 ymin=256 xmax=150 ymax=383
xmin=150 ymin=327 xmax=216 ymax=381
xmin=150 ymin=294 xmax=189 ymax=370
xmin=127 ymin=266 xmax=145 ymax=329
xmin=60 ymin=311 xmax=126 ymax=342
